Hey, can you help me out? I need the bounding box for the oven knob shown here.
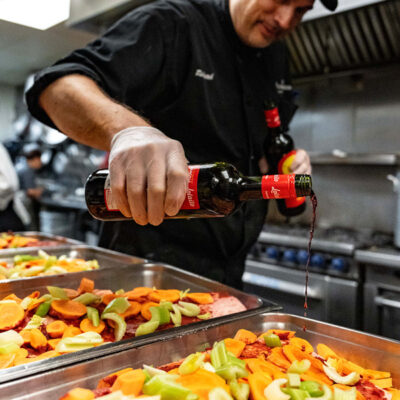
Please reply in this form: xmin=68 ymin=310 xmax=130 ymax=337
xmin=331 ymin=257 xmax=349 ymax=273
xmin=297 ymin=249 xmax=309 ymax=265
xmin=283 ymin=249 xmax=297 ymax=263
xmin=265 ymin=246 xmax=279 ymax=259
xmin=310 ymin=253 xmax=326 ymax=269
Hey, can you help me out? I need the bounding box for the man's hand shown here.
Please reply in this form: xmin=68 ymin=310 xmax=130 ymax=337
xmin=108 ymin=126 xmax=189 ymax=226
xmin=289 ymin=149 xmax=311 ymax=175
xmin=27 ymin=188 xmax=43 ymax=200
xmin=258 ymin=149 xmax=312 ymax=175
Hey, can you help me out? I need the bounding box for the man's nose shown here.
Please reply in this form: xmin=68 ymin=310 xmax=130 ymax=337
xmin=274 ymin=6 xmax=295 ymax=30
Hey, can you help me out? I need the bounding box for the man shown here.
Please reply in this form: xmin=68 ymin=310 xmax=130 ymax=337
xmin=26 ymin=0 xmax=337 ymax=288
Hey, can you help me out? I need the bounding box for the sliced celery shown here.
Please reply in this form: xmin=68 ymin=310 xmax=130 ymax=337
xmin=300 ymin=381 xmax=324 ymax=397
xmin=179 ymin=288 xmax=190 ymax=299
xmin=197 ymin=313 xmax=211 ymax=320
xmin=44 ymin=256 xmax=57 ymax=270
xmin=229 ymin=380 xmax=250 ymax=400
xmin=102 ymin=297 xmax=130 ymax=315
xmin=215 ymin=364 xmax=248 ymax=381
xmin=0 ymin=330 xmax=23 ymax=347
xmin=102 ymin=313 xmax=127 ymax=341
xmin=322 ymin=366 xmax=360 ymax=385
xmin=178 ymin=352 xmax=205 ymax=375
xmin=227 ymin=352 xmax=246 ymax=369
xmin=287 ymin=373 xmax=301 ymax=388
xmin=143 ymin=374 xmax=198 ymax=400
xmin=24 ymin=315 xmax=44 ymax=330
xmin=135 ymin=320 xmax=159 ymax=337
xmin=288 ymin=360 xmax=311 ymax=374
xmin=209 ymin=387 xmax=233 ymax=400
xmin=35 ymin=300 xmax=52 ymax=317
xmin=13 ymin=255 xmax=40 ymax=264
xmin=171 ymin=304 xmax=182 ymax=327
xmin=20 ymin=296 xmax=33 ymax=310
xmin=159 ymin=301 xmax=173 ymax=311
xmin=47 ymin=286 xmax=69 ymax=300
xmin=87 ymin=306 xmax=100 ymax=327
xmin=0 ymin=342 xmax=20 ymax=354
xmin=150 ymin=306 xmax=170 ymax=325
xmin=143 ymin=364 xmax=168 ymax=377
xmin=210 ymin=341 xmax=229 ymax=369
xmin=285 ymin=388 xmax=309 ymax=400
xmin=115 ymin=289 xmax=125 ymax=295
xmin=264 ymin=379 xmax=290 ymax=400
xmin=74 ymin=293 xmax=101 ymax=305
xmin=333 ymin=387 xmax=356 ymax=400
xmin=177 ymin=301 xmax=200 ymax=317
xmin=264 ymin=333 xmax=282 ymax=347
xmin=306 ymin=385 xmax=332 ymax=400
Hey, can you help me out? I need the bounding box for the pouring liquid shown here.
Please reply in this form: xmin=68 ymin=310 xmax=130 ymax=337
xmin=303 ymin=190 xmax=318 ymax=331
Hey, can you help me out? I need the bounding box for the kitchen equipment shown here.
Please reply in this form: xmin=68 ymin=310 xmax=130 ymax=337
xmin=356 ymin=247 xmax=400 ymax=340
xmin=1 ymin=312 xmax=399 ymax=398
xmin=0 ymin=259 xmax=279 ymax=383
xmin=242 ymin=225 xmax=387 ymax=329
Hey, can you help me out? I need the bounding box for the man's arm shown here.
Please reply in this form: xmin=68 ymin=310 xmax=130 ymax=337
xmin=39 ymin=74 xmax=189 ymax=226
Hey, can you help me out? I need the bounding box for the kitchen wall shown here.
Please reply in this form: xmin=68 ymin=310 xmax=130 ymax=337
xmin=268 ymin=65 xmax=400 ymax=235
xmin=0 ymin=84 xmax=17 ymax=141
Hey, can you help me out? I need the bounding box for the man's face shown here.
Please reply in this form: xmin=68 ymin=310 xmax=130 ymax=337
xmin=230 ymin=0 xmax=314 ymax=48
xmin=27 ymin=156 xmax=42 ymax=170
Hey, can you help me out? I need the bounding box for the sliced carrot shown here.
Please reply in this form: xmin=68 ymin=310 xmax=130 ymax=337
xmin=78 ymin=278 xmax=95 ymax=294
xmin=60 ymin=388 xmax=95 ymax=400
xmin=0 ymin=353 xmax=16 ymax=369
xmin=80 ymin=318 xmax=106 ymax=334
xmin=224 ymin=338 xmax=246 ymax=357
xmin=0 ymin=274 xmax=6 ymax=280
xmin=102 ymin=293 xmax=118 ymax=305
xmin=370 ymin=378 xmax=393 ymax=389
xmin=140 ymin=302 xmax=159 ymax=321
xmin=31 ymin=350 xmax=59 ymax=362
xmin=245 ymin=358 xmax=285 ymax=380
xmin=289 ymin=337 xmax=314 ymax=353
xmin=316 ymin=343 xmax=339 ymax=360
xmin=124 ymin=287 xmax=153 ymax=300
xmin=0 ymin=301 xmax=25 ymax=330
xmin=149 ymin=289 xmax=181 ymax=303
xmin=120 ymin=301 xmax=141 ymax=319
xmin=363 ymin=369 xmax=391 ymax=380
xmin=64 ymin=288 xmax=79 ymax=299
xmin=46 ymin=320 xmax=68 ymax=338
xmin=111 ymin=369 xmax=146 ymax=396
xmin=13 ymin=348 xmax=28 ymax=365
xmin=62 ymin=326 xmax=82 ymax=338
xmin=28 ymin=291 xmax=40 ymax=299
xmin=48 ymin=339 xmax=61 ymax=350
xmin=387 ymin=389 xmax=400 ymax=400
xmin=176 ymin=368 xmax=229 ymax=399
xmin=338 ymin=358 xmax=365 ymax=375
xmin=1 ymin=294 xmax=22 ymax=303
xmin=27 ymin=297 xmax=46 ymax=311
xmin=19 ymin=329 xmax=31 ymax=344
xmin=186 ymin=293 xmax=214 ymax=304
xmin=51 ymin=299 xmax=87 ymax=319
xmin=234 ymin=329 xmax=258 ymax=344
xmin=30 ymin=328 xmax=47 ymax=350
xmin=97 ymin=368 xmax=134 ymax=389
xmin=248 ymin=371 xmax=272 ymax=400
xmin=268 ymin=347 xmax=291 ymax=369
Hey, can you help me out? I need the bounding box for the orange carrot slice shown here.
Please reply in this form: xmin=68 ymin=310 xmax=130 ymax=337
xmin=120 ymin=301 xmax=141 ymax=319
xmin=148 ymin=289 xmax=181 ymax=303
xmin=78 ymin=278 xmax=95 ymax=294
xmin=0 ymin=301 xmax=25 ymax=330
xmin=51 ymin=300 xmax=87 ymax=319
xmin=80 ymin=318 xmax=105 ymax=334
xmin=140 ymin=302 xmax=159 ymax=320
xmin=46 ymin=320 xmax=68 ymax=338
xmin=125 ymin=287 xmax=153 ymax=300
xmin=186 ymin=293 xmax=214 ymax=304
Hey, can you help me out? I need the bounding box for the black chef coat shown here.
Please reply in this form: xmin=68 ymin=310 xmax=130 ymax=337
xmin=26 ymin=0 xmax=297 ymax=288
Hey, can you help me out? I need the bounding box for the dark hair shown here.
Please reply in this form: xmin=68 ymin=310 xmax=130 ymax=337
xmin=22 ymin=144 xmax=41 ymax=160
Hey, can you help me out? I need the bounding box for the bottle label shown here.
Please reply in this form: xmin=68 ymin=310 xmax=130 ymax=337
xmin=261 ymin=174 xmax=297 ymax=199
xmin=104 ymin=175 xmax=119 ymax=211
xmin=181 ymin=166 xmax=200 ymax=210
xmin=264 ymin=107 xmax=281 ymax=128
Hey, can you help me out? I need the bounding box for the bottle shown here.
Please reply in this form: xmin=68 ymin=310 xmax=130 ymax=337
xmin=85 ymin=162 xmax=312 ymax=221
xmin=263 ymin=100 xmax=307 ymax=217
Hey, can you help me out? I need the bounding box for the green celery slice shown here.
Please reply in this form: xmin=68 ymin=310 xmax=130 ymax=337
xmin=178 ymin=352 xmax=205 ymax=375
xmin=13 ymin=255 xmax=41 ymax=264
xmin=74 ymin=293 xmax=101 ymax=305
xmin=101 ymin=313 xmax=127 ymax=341
xmin=288 ymin=360 xmax=311 ymax=374
xmin=171 ymin=304 xmax=182 ymax=327
xmin=209 ymin=387 xmax=233 ymax=400
xmin=229 ymin=380 xmax=250 ymax=400
xmin=47 ymin=286 xmax=69 ymax=300
xmin=264 ymin=333 xmax=282 ymax=347
xmin=24 ymin=315 xmax=44 ymax=330
xmin=150 ymin=306 xmax=170 ymax=325
xmin=210 ymin=341 xmax=229 ymax=369
xmin=215 ymin=364 xmax=248 ymax=381
xmin=300 ymin=381 xmax=324 ymax=397
xmin=287 ymin=373 xmax=301 ymax=388
xmin=103 ymin=297 xmax=130 ymax=315
xmin=0 ymin=330 xmax=23 ymax=347
xmin=35 ymin=301 xmax=52 ymax=317
xmin=333 ymin=387 xmax=356 ymax=400
xmin=135 ymin=320 xmax=159 ymax=337
xmin=0 ymin=343 xmax=20 ymax=354
xmin=177 ymin=301 xmax=200 ymax=317
xmin=143 ymin=375 xmax=197 ymax=400
xmin=197 ymin=313 xmax=211 ymax=320
xmin=87 ymin=306 xmax=100 ymax=327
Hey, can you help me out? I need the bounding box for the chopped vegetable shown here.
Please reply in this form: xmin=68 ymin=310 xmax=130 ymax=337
xmin=24 ymin=315 xmax=44 ymax=330
xmin=264 ymin=333 xmax=282 ymax=348
xmin=35 ymin=300 xmax=52 ymax=317
xmin=208 ymin=387 xmax=233 ymax=400
xmin=0 ymin=301 xmax=25 ymax=330
xmin=264 ymin=378 xmax=290 ymax=400
xmin=111 ymin=369 xmax=146 ymax=396
xmin=288 ymin=360 xmax=311 ymax=374
xmin=73 ymin=293 xmax=101 ymax=305
xmin=29 ymin=328 xmax=47 ymax=350
xmin=287 ymin=373 xmax=301 ymax=388
xmin=80 ymin=318 xmax=106 ymax=334
xmin=300 ymin=381 xmax=324 ymax=397
xmin=186 ymin=293 xmax=214 ymax=305
xmin=142 ymin=374 xmax=198 ymax=400
xmin=0 ymin=330 xmax=24 ymax=347
xmin=78 ymin=278 xmax=95 ymax=294
xmin=179 ymin=352 xmax=206 ymax=375
xmin=87 ymin=306 xmax=100 ymax=327
xmin=171 ymin=304 xmax=182 ymax=327
xmin=102 ymin=313 xmax=127 ymax=341
xmin=135 ymin=321 xmax=159 ymax=337
xmin=322 ymin=366 xmax=360 ymax=385
xmin=46 ymin=320 xmax=68 ymax=338
xmin=47 ymin=286 xmax=69 ymax=300
xmin=56 ymin=332 xmax=104 ymax=353
xmin=177 ymin=301 xmax=201 ymax=317
xmin=149 ymin=289 xmax=181 ymax=303
xmin=51 ymin=300 xmax=87 ymax=319
xmin=229 ymin=380 xmax=250 ymax=400
xmin=197 ymin=313 xmax=211 ymax=320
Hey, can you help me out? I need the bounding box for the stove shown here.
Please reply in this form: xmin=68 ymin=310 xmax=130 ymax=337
xmin=243 ymin=225 xmax=393 ymax=329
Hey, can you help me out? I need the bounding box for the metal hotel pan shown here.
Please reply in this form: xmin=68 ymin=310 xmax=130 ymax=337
xmin=0 ymin=260 xmax=279 ymax=383
xmin=0 ymin=231 xmax=82 ymax=256
xmin=2 ymin=313 xmax=399 ymax=399
xmin=0 ymin=245 xmax=147 ymax=282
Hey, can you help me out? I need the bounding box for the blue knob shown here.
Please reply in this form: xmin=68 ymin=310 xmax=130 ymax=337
xmin=331 ymin=257 xmax=348 ymax=273
xmin=283 ymin=249 xmax=297 ymax=263
xmin=265 ymin=246 xmax=279 ymax=259
xmin=297 ymin=249 xmax=309 ymax=265
xmin=310 ymin=253 xmax=326 ymax=269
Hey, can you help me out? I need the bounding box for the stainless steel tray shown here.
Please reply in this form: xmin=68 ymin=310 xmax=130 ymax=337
xmin=0 ymin=245 xmax=146 ymax=284
xmin=2 ymin=313 xmax=399 ymax=399
xmin=0 ymin=260 xmax=279 ymax=383
xmin=0 ymin=231 xmax=82 ymax=255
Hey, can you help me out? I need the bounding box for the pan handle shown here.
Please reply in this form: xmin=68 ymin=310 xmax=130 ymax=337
xmin=242 ymin=272 xmax=321 ymax=299
xmin=374 ymin=295 xmax=400 ymax=310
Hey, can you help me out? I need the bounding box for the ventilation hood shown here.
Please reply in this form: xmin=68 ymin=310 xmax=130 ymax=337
xmin=68 ymin=0 xmax=400 ymax=78
xmin=286 ymin=0 xmax=400 ymax=79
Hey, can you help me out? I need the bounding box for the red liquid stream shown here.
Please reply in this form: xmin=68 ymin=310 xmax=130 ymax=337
xmin=303 ymin=191 xmax=318 ymax=331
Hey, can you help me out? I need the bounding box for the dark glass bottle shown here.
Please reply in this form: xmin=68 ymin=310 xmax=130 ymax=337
xmin=264 ymin=100 xmax=307 ymax=217
xmin=85 ymin=162 xmax=312 ymax=221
